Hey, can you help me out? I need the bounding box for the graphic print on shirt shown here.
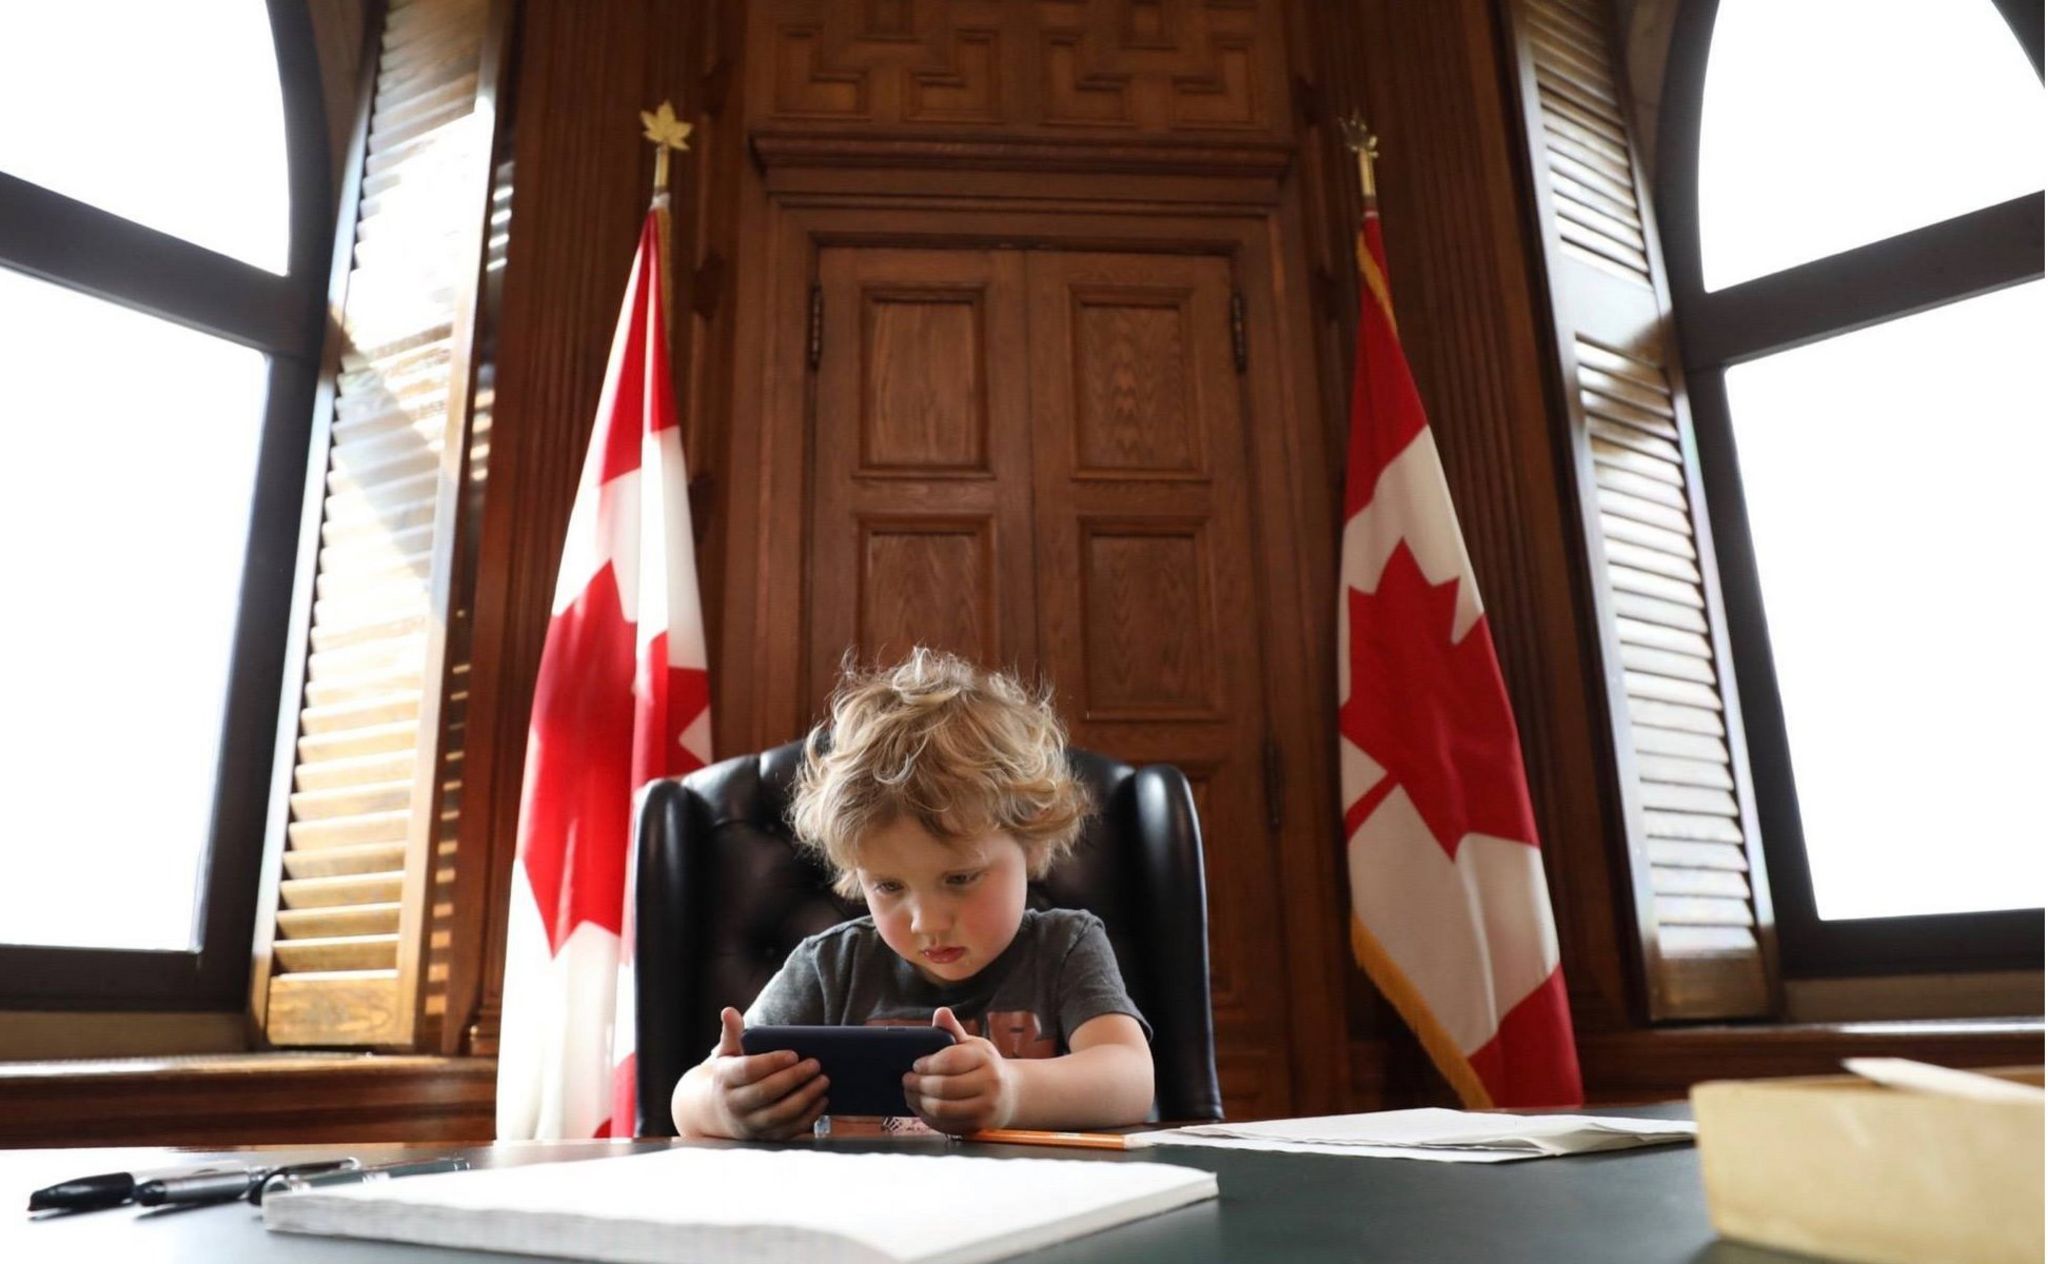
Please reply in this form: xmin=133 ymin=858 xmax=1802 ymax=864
xmin=865 ymin=1011 xmax=1058 ymax=1059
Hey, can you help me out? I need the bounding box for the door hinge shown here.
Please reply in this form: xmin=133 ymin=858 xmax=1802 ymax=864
xmin=1290 ymin=74 xmax=1323 ymax=128
xmin=1229 ymin=290 xmax=1247 ymax=372
xmin=808 ymin=284 xmax=823 ymax=369
xmin=1262 ymin=734 xmax=1284 ymax=833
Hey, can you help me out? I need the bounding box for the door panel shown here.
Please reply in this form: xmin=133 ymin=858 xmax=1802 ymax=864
xmin=1024 ymin=251 xmax=1292 ymax=1121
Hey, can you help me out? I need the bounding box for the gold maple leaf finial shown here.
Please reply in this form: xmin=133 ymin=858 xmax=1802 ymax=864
xmin=1337 ymin=113 xmax=1380 ymax=202
xmin=641 ymin=100 xmax=692 ymax=201
xmin=641 ymin=101 xmax=693 ymax=153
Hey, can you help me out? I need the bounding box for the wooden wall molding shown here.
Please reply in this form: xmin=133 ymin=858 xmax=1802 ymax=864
xmin=0 ymin=1056 xmax=495 ymax=1148
xmin=752 ymin=0 xmax=1286 ymax=134
xmin=1577 ymin=1021 xmax=2046 ymax=1104
xmin=749 ymin=131 xmax=1293 ymax=177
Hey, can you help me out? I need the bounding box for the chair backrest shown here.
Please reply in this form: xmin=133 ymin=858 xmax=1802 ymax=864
xmin=633 ymin=740 xmax=1222 ymax=1134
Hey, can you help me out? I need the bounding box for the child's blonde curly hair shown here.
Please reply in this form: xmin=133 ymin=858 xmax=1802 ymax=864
xmin=790 ymin=649 xmax=1090 ymax=899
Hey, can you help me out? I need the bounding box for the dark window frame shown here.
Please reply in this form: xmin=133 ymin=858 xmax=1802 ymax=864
xmin=0 ymin=0 xmax=333 ymax=1010
xmin=1656 ymin=0 xmax=2045 ymax=977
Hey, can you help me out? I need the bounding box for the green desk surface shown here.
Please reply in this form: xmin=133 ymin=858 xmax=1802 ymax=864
xmin=7 ymin=1104 xmax=1814 ymax=1263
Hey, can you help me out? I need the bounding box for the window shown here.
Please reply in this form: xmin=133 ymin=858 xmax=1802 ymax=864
xmin=1659 ymin=0 xmax=2045 ymax=973
xmin=1719 ymin=283 xmax=2045 ymax=923
xmin=0 ymin=1 xmax=332 ymax=1007
xmin=0 ymin=269 xmax=270 ymax=953
xmin=0 ymin=4 xmax=292 ymax=273
xmin=1694 ymin=0 xmax=2044 ymax=291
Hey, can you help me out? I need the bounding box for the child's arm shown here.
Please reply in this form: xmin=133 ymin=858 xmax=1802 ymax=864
xmin=904 ymin=1007 xmax=1154 ymax=1133
xmin=671 ymin=1006 xmax=830 ymax=1139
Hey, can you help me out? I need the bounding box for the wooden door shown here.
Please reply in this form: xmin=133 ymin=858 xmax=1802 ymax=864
xmin=810 ymin=245 xmax=1293 ymax=1121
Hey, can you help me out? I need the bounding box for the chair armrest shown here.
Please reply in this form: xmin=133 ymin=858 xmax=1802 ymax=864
xmin=1131 ymin=763 xmax=1224 ymax=1122
xmin=633 ymin=778 xmax=704 ymax=1137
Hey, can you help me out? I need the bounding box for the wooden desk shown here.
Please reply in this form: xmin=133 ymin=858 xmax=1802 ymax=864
xmin=6 ymin=1106 xmax=1806 ymax=1263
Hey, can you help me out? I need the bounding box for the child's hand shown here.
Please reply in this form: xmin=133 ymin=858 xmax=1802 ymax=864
xmin=704 ymin=1007 xmax=829 ymax=1140
xmin=902 ymin=1006 xmax=1017 ymax=1133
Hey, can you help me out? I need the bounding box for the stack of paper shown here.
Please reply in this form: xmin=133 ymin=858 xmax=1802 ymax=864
xmin=264 ymin=1147 xmax=1218 ymax=1264
xmin=1695 ymin=1062 xmax=2043 ymax=1264
xmin=1127 ymin=1107 xmax=1696 ymax=1163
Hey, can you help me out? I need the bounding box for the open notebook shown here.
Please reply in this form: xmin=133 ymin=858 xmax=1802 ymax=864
xmin=262 ymin=1147 xmax=1217 ymax=1264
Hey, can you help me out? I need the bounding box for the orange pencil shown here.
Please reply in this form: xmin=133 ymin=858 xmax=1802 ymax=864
xmin=963 ymin=1129 xmax=1131 ymax=1151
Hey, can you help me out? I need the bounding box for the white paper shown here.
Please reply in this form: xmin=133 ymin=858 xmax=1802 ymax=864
xmin=1128 ymin=1108 xmax=1694 ymax=1162
xmin=1123 ymin=1132 xmax=1531 ymax=1163
xmin=264 ymin=1148 xmax=1217 ymax=1264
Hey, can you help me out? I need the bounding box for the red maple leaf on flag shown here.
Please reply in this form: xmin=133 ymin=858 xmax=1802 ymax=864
xmin=520 ymin=588 xmax=714 ymax=954
xmin=518 ymin=564 xmax=637 ymax=953
xmin=1341 ymin=541 xmax=1539 ymax=858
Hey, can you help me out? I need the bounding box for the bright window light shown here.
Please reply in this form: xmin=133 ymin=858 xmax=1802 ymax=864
xmin=1698 ymin=0 xmax=2045 ymax=291
xmin=0 ymin=267 xmax=270 ymax=950
xmin=0 ymin=1 xmax=290 ymax=273
xmin=1723 ymin=280 xmax=2047 ymax=921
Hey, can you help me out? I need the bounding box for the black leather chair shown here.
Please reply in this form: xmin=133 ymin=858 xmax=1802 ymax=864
xmin=633 ymin=740 xmax=1222 ymax=1135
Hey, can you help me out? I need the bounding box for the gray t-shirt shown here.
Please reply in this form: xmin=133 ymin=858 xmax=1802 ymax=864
xmin=743 ymin=908 xmax=1150 ymax=1057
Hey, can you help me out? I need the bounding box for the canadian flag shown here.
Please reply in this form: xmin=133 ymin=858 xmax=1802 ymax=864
xmin=496 ymin=211 xmax=713 ymax=1139
xmin=1338 ymin=205 xmax=1582 ymax=1108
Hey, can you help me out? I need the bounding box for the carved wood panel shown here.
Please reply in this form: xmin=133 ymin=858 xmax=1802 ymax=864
xmin=1079 ymin=521 xmax=1218 ymax=717
xmin=858 ymin=517 xmax=1001 ymax=667
xmin=1071 ymin=287 xmax=1205 ymax=476
xmin=861 ymin=289 xmax=992 ymax=473
xmin=751 ymin=0 xmax=1289 ymax=136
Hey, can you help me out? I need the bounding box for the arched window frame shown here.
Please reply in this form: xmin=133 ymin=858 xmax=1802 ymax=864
xmin=1655 ymin=0 xmax=2045 ymax=976
xmin=0 ymin=0 xmax=336 ymax=1009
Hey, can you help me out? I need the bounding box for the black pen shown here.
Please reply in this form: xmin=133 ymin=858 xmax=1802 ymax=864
xmin=135 ymin=1160 xmax=360 ymax=1208
xmin=259 ymin=1157 xmax=470 ymax=1202
xmin=28 ymin=1164 xmax=252 ymax=1214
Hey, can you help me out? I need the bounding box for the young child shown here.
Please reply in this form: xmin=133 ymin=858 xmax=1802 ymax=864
xmin=669 ymin=649 xmax=1155 ymax=1140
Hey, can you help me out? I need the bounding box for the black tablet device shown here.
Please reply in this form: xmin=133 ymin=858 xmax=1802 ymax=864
xmin=741 ymin=1025 xmax=956 ymax=1118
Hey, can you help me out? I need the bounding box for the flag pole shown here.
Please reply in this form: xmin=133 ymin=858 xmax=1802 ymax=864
xmin=1339 ymin=115 xmax=1397 ymax=335
xmin=639 ymin=100 xmax=693 ymax=325
xmin=1338 ymin=113 xmax=1380 ymax=206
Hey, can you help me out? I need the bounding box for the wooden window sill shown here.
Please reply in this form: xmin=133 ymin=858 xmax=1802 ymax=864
xmin=0 ymin=1052 xmax=497 ymax=1148
xmin=1576 ymin=1017 xmax=2045 ymax=1103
